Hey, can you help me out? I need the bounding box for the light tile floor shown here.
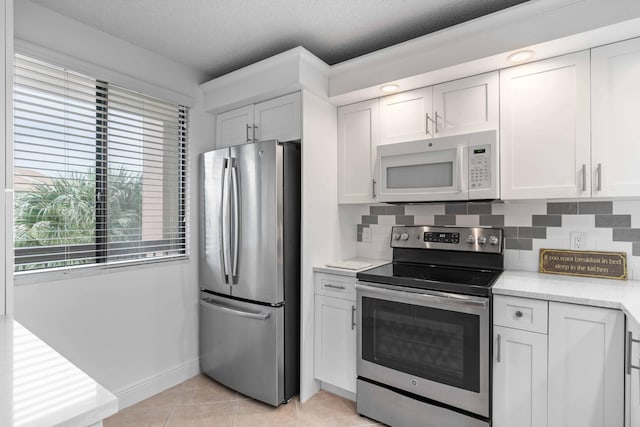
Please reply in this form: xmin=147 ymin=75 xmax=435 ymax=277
xmin=104 ymin=374 xmax=384 ymax=427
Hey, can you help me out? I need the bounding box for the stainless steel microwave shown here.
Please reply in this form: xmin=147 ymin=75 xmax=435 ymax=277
xmin=376 ymin=130 xmax=499 ymax=202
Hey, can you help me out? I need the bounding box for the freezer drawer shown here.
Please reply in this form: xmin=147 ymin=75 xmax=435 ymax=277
xmin=199 ymin=293 xmax=285 ymax=406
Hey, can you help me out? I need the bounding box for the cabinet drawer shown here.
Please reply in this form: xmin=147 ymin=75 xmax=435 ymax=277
xmin=494 ymin=295 xmax=548 ymax=334
xmin=314 ymin=273 xmax=356 ymax=300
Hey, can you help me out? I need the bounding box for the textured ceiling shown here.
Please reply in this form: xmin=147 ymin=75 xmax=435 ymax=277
xmin=29 ymin=0 xmax=529 ymax=80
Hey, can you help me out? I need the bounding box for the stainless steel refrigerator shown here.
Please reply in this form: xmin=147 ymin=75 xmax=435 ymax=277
xmin=199 ymin=140 xmax=300 ymax=406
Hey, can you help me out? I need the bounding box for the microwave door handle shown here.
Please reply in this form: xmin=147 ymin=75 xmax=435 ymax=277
xmin=457 ymin=146 xmax=465 ymax=192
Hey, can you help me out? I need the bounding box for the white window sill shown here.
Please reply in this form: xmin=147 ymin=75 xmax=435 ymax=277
xmin=13 ymin=254 xmax=191 ymax=286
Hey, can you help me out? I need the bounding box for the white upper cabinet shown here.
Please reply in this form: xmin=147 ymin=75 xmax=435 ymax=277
xmin=253 ymin=92 xmax=301 ymax=143
xmin=337 ymin=99 xmax=379 ymax=204
xmin=432 ymin=71 xmax=499 ymax=137
xmin=215 ymin=92 xmax=301 ymax=148
xmin=378 ymin=72 xmax=498 ymax=145
xmin=591 ymin=38 xmax=640 ymax=198
xmin=379 ymin=87 xmax=433 ymax=144
xmin=216 ymin=105 xmax=254 ymax=148
xmin=548 ymin=302 xmax=624 ymax=427
xmin=500 ymin=51 xmax=591 ymax=200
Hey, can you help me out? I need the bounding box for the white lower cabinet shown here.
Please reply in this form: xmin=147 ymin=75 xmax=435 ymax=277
xmin=493 ymin=296 xmax=625 ymax=427
xmin=313 ymin=272 xmax=357 ymax=393
xmin=548 ymin=302 xmax=624 ymax=427
xmin=627 ymin=320 xmax=640 ymax=427
xmin=493 ymin=326 xmax=548 ymax=427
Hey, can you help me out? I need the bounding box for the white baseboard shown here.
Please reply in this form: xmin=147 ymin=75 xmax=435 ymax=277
xmin=320 ymin=381 xmax=356 ymax=402
xmin=115 ymin=358 xmax=200 ymax=409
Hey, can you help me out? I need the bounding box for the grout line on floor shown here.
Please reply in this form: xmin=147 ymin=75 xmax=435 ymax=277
xmin=162 ymin=404 xmax=175 ymax=427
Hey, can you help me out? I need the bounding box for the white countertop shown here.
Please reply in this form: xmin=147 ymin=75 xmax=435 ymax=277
xmin=0 ymin=315 xmax=118 ymax=427
xmin=493 ymin=271 xmax=640 ymax=328
xmin=313 ymin=258 xmax=390 ymax=277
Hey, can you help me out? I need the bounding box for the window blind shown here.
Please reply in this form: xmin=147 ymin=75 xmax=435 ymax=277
xmin=13 ymin=54 xmax=188 ymax=272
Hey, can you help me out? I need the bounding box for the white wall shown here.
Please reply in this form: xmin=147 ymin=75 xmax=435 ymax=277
xmin=12 ymin=0 xmax=216 ymax=408
xmin=0 ymin=0 xmax=12 ymax=316
xmin=299 ymin=90 xmax=340 ymax=401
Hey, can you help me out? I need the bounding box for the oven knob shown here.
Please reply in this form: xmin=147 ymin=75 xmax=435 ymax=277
xmin=489 ymin=236 xmax=499 ymax=245
xmin=400 ymin=233 xmax=409 ymax=241
xmin=478 ymin=236 xmax=487 ymax=245
xmin=393 ymin=232 xmax=401 ymax=240
xmin=466 ymin=235 xmax=475 ymax=244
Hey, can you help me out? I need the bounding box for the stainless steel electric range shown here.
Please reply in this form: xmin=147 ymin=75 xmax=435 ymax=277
xmin=355 ymin=225 xmax=504 ymax=427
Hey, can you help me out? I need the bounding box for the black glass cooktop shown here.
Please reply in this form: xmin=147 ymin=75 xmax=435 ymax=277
xmin=357 ymin=262 xmax=502 ymax=297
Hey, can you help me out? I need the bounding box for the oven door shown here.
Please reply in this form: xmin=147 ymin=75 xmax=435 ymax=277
xmin=356 ymin=281 xmax=490 ymax=417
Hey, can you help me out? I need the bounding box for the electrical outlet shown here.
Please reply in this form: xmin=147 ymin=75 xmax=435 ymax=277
xmin=570 ymin=232 xmax=587 ymax=250
xmin=362 ymin=227 xmax=372 ymax=243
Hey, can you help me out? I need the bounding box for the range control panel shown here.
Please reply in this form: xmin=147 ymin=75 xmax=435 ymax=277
xmin=391 ymin=225 xmax=503 ymax=253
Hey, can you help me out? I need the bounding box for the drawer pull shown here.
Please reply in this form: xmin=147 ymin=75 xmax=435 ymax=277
xmin=324 ymin=283 xmax=346 ymax=290
xmin=351 ymin=305 xmax=356 ymax=330
xmin=515 ymin=310 xmax=523 ymax=318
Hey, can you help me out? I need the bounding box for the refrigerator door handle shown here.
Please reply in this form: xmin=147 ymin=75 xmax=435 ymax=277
xmin=221 ymin=158 xmax=232 ymax=283
xmin=231 ymin=160 xmax=240 ymax=278
xmin=200 ymin=298 xmax=271 ymax=321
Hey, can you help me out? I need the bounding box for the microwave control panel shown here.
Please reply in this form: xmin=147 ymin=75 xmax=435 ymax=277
xmin=469 ymin=145 xmax=491 ymax=189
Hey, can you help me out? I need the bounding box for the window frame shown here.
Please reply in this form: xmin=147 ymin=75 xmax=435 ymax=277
xmin=13 ymin=54 xmax=189 ymax=276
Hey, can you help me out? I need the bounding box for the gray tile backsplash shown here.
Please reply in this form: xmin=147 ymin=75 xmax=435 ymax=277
xmin=479 ymin=215 xmax=504 ymax=226
xmin=505 ymin=238 xmax=533 ymax=250
xmin=467 ymin=203 xmax=492 ymax=215
xmin=612 ymin=228 xmax=640 ymax=242
xmin=434 ymin=214 xmax=456 ymax=225
xmin=354 ymin=200 xmax=640 ymax=277
xmin=578 ymin=201 xmax=613 ymax=214
xmin=595 ymin=215 xmax=631 ymax=228
xmin=532 ymin=215 xmax=562 ymax=227
xmin=547 ymin=202 xmax=578 ymax=215
xmin=444 ymin=203 xmax=468 ymax=214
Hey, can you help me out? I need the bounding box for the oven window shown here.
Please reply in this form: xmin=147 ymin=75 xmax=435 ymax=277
xmin=361 ymin=296 xmax=480 ymax=392
xmin=386 ymin=162 xmax=453 ymax=189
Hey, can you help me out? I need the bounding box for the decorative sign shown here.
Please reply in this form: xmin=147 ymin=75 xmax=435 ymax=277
xmin=539 ymin=249 xmax=627 ymax=280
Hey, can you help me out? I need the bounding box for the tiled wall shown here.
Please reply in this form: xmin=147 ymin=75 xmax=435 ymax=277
xmin=354 ymin=200 xmax=640 ymax=278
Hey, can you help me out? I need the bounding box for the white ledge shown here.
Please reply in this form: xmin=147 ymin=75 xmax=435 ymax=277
xmin=0 ymin=315 xmax=118 ymax=426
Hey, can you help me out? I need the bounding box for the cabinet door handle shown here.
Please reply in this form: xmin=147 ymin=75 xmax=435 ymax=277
xmin=372 ymin=179 xmax=376 ymax=199
xmin=627 ymin=331 xmax=640 ymax=374
xmin=253 ymin=124 xmax=258 ymax=142
xmin=581 ymin=164 xmax=587 ymax=192
xmin=324 ymin=283 xmax=346 ymax=290
xmin=245 ymin=124 xmax=251 ymax=142
xmin=425 ymin=113 xmax=430 ymax=135
xmin=596 ymin=163 xmax=602 ymax=192
xmin=497 ymin=333 xmax=502 ymax=363
xmin=434 ymin=111 xmax=440 ymax=134
xmin=351 ymin=305 xmax=356 ymax=330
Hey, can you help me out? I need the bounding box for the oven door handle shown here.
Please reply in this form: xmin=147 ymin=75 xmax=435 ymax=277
xmin=355 ymin=282 xmax=488 ymax=309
